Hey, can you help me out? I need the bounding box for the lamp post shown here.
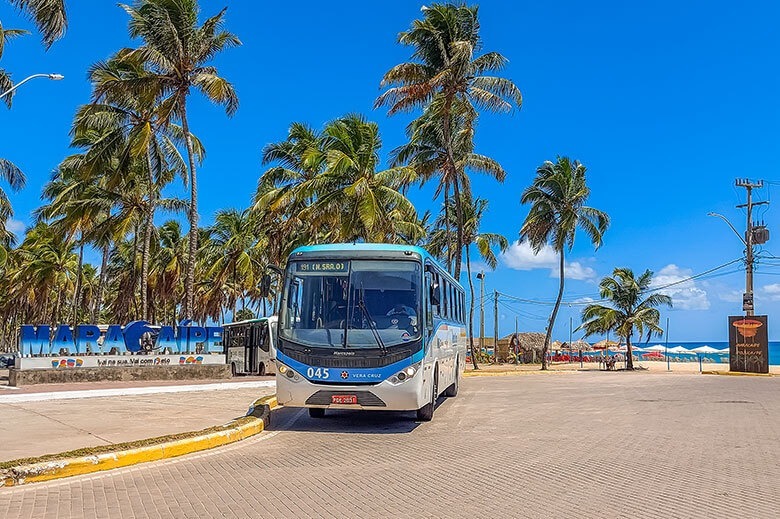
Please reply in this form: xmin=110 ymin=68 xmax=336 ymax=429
xmin=476 ymin=271 xmax=485 ymax=361
xmin=0 ymin=73 xmax=65 ymax=100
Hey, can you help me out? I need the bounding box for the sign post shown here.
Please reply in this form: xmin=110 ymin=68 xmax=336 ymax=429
xmin=728 ymin=315 xmax=769 ymax=374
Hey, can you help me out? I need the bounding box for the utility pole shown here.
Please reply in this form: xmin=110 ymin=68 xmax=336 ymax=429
xmin=477 ymin=272 xmax=485 ymax=359
xmin=493 ymin=290 xmax=499 ymax=364
xmin=569 ymin=316 xmax=573 ymax=364
xmin=735 ymin=179 xmax=769 ymax=316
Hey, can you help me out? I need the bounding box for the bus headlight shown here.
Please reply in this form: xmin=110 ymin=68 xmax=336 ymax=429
xmin=277 ymin=363 xmax=301 ymax=382
xmin=388 ymin=362 xmax=421 ymax=385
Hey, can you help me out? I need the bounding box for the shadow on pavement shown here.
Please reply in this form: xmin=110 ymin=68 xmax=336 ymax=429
xmin=267 ymin=400 xmax=450 ymax=434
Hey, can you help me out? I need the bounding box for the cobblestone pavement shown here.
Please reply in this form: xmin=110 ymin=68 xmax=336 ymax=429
xmin=2 ymin=372 xmax=780 ymax=518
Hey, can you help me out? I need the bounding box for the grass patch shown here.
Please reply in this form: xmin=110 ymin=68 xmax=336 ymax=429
xmin=0 ymin=415 xmax=257 ymax=471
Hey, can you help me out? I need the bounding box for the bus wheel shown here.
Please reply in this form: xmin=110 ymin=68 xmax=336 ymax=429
xmin=416 ymin=367 xmax=437 ymax=421
xmin=309 ymin=408 xmax=325 ymax=418
xmin=258 ymin=363 xmax=266 ymax=376
xmin=444 ymin=359 xmax=459 ymax=397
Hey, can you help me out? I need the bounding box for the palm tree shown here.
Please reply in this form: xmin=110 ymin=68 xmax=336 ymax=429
xmin=81 ymin=54 xmax=194 ymax=320
xmin=150 ymin=220 xmax=187 ymax=323
xmin=115 ymin=0 xmax=241 ymax=319
xmin=204 ymin=208 xmax=263 ymax=320
xmin=0 ymin=21 xmax=28 ymax=107
xmin=520 ymin=157 xmax=609 ymax=370
xmin=429 ymin=196 xmax=507 ymax=369
xmin=8 ymin=0 xmax=67 ymax=49
xmin=579 ymin=268 xmax=672 ymax=370
xmin=302 ymin=114 xmax=421 ymax=243
xmin=377 ymin=2 xmax=521 ymax=277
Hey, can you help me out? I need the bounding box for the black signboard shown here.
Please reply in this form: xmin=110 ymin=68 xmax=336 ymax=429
xmin=728 ymin=315 xmax=769 ymax=373
xmin=297 ymin=261 xmax=348 ymax=274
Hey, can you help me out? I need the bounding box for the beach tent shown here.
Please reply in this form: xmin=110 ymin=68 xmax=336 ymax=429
xmin=691 ymin=345 xmax=720 ymax=354
xmin=593 ymin=339 xmax=620 ymax=350
xmin=668 ymin=345 xmax=694 ymax=354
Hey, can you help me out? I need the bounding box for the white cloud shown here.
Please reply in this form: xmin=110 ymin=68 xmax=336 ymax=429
xmin=572 ymin=296 xmax=595 ymax=304
xmin=651 ymin=264 xmax=710 ymax=310
xmin=551 ymin=261 xmax=596 ymax=281
xmin=761 ymin=284 xmax=780 ymax=301
xmin=4 ymin=219 xmax=24 ymax=236
xmin=501 ymin=241 xmax=557 ymax=270
xmin=501 ymin=241 xmax=597 ymax=281
xmin=717 ymin=289 xmax=743 ymax=303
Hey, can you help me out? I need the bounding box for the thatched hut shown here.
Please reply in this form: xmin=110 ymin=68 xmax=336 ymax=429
xmin=496 ymin=332 xmax=545 ymax=363
xmin=593 ymin=339 xmax=620 ymax=350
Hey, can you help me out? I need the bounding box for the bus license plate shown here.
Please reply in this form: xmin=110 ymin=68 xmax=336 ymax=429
xmin=331 ymin=395 xmax=358 ymax=405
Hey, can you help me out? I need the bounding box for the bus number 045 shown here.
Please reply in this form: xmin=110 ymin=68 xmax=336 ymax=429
xmin=306 ymin=367 xmax=330 ymax=379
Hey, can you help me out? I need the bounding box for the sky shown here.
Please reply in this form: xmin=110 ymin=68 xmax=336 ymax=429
xmin=1 ymin=0 xmax=780 ymax=342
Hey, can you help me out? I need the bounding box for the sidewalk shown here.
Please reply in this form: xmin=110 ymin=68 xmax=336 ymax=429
xmin=0 ymin=376 xmax=275 ymax=462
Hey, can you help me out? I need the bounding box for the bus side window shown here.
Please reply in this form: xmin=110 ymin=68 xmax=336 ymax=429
xmin=258 ymin=324 xmax=269 ymax=352
xmin=432 ymin=272 xmax=441 ymax=317
xmin=425 ymin=270 xmax=435 ymax=325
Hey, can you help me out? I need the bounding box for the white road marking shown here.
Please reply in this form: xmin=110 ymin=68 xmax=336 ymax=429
xmin=0 ymin=380 xmax=276 ymax=404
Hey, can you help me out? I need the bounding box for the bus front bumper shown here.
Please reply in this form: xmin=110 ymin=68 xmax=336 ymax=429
xmin=276 ymin=371 xmax=428 ymax=412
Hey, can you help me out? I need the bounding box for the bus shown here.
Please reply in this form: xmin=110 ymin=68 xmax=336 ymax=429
xmin=223 ymin=317 xmax=278 ymax=376
xmin=273 ymin=243 xmax=467 ymax=421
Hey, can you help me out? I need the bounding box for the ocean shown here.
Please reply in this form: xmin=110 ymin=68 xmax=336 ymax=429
xmin=626 ymin=341 xmax=780 ymax=364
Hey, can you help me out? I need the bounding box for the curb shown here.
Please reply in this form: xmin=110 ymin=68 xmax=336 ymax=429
xmin=0 ymin=395 xmax=278 ymax=487
xmin=701 ymin=370 xmax=774 ymax=377
xmin=464 ymin=369 xmax=575 ymax=377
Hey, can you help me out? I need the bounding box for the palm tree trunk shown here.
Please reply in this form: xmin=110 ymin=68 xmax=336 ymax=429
xmin=453 ymin=179 xmax=465 ymax=280
xmin=466 ymin=243 xmax=478 ymax=370
xmin=71 ymin=238 xmax=84 ymax=325
xmin=181 ymin=100 xmax=198 ymax=320
xmin=443 ymin=185 xmax=452 ymax=271
xmin=542 ymin=249 xmax=566 ymax=370
xmin=626 ymin=332 xmax=634 ymax=370
xmin=93 ymin=242 xmax=110 ymax=323
xmin=141 ymin=151 xmax=156 ymax=321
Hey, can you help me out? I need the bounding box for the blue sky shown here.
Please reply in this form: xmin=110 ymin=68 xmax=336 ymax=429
xmin=1 ymin=0 xmax=780 ymax=341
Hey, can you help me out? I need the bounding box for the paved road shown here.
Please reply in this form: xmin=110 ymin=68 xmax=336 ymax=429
xmin=2 ymin=372 xmax=780 ymax=518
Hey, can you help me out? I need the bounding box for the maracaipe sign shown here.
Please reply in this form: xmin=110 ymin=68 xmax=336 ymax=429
xmin=19 ymin=321 xmax=223 ymax=357
xmin=729 ymin=315 xmax=769 ymax=374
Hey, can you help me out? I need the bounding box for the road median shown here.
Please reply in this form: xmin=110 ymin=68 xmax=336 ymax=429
xmin=0 ymin=395 xmax=278 ymax=487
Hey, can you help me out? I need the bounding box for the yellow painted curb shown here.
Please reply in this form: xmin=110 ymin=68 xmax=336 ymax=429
xmin=701 ymin=370 xmax=773 ymax=377
xmin=1 ymin=395 xmax=278 ymax=487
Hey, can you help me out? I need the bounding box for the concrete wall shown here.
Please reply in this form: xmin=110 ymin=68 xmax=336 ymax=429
xmin=9 ymin=364 xmax=232 ymax=386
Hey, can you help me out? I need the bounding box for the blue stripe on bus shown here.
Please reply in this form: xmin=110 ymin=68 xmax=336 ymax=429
xmin=277 ymin=348 xmax=425 ymax=383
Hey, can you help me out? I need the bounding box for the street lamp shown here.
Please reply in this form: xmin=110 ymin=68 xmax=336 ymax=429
xmin=0 ymin=73 xmax=65 ymax=100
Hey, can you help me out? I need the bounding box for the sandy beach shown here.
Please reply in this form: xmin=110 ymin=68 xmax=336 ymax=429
xmin=466 ymin=360 xmax=780 ymax=374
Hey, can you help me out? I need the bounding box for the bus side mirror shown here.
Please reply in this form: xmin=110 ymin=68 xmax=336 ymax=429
xmin=429 ymin=282 xmax=441 ymax=307
xmin=259 ymin=274 xmax=272 ymax=298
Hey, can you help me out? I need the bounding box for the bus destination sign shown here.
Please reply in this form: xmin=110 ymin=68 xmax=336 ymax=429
xmin=298 ymin=261 xmax=348 ymax=273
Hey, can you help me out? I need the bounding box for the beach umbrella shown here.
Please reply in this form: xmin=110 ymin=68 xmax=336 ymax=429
xmin=691 ymin=345 xmax=719 ymax=354
xmin=668 ymin=345 xmax=694 ymax=354
xmin=644 ymin=344 xmax=668 ymax=353
xmin=716 ymin=347 xmax=730 ymax=354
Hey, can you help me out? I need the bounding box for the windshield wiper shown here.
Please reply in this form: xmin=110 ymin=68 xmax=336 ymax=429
xmin=356 ymin=283 xmax=387 ymax=356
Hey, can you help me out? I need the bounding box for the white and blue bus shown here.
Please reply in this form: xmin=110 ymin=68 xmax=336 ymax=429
xmin=273 ymin=243 xmax=467 ymax=421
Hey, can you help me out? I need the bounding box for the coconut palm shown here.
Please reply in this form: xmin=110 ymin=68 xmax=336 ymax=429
xmin=377 ymin=2 xmax=521 ymax=277
xmin=429 ymin=196 xmax=507 ymax=369
xmin=301 ymin=114 xmax=421 ymax=242
xmin=520 ymin=157 xmax=609 ymax=370
xmin=0 ymin=21 xmax=29 ymax=108
xmin=8 ymin=0 xmax=67 ymax=48
xmin=114 ymin=0 xmax=241 ymax=319
xmin=579 ymin=268 xmax=672 ymax=370
xmin=204 ymin=208 xmax=264 ymax=320
xmin=150 ymin=220 xmax=187 ymax=323
xmin=80 ymin=54 xmax=195 ymax=319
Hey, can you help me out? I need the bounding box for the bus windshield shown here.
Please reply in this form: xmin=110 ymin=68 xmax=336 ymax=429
xmin=279 ymin=259 xmax=422 ymax=349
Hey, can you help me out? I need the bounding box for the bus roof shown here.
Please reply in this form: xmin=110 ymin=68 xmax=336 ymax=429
xmin=222 ymin=316 xmax=276 ymax=328
xmin=289 ymin=243 xmax=460 ymax=287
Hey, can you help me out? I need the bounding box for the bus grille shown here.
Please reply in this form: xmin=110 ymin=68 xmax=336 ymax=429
xmin=306 ymin=391 xmax=386 ymax=407
xmin=285 ymin=350 xmax=412 ymax=368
